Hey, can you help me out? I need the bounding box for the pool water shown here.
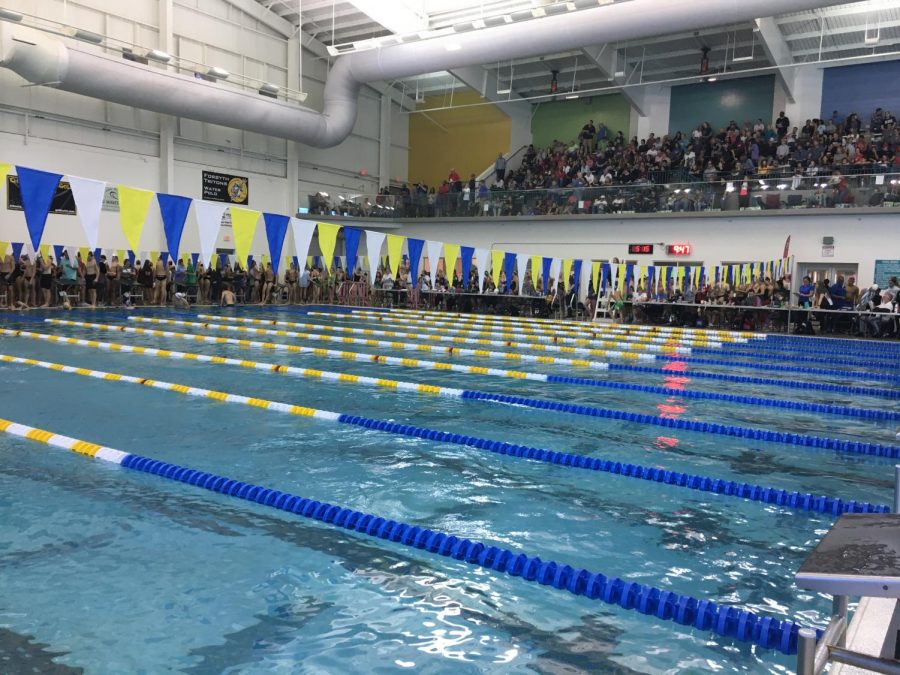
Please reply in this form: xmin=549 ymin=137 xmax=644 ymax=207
xmin=1 ymin=306 xmax=898 ymax=674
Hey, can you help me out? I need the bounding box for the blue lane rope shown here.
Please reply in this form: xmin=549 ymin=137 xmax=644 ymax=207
xmin=685 ymin=345 xmax=900 ymax=371
xmin=116 ymin=451 xmax=817 ymax=655
xmin=604 ymin=363 xmax=900 ymax=400
xmin=449 ymin=393 xmax=900 ymax=459
xmin=542 ymin=375 xmax=900 ymax=422
xmin=334 ymin=415 xmax=889 ymax=515
xmin=761 ymin=334 xmax=900 ymax=353
xmin=650 ymin=354 xmax=900 ymax=383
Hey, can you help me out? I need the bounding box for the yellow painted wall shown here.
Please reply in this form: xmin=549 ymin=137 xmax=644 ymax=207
xmin=408 ymin=90 xmax=511 ymax=189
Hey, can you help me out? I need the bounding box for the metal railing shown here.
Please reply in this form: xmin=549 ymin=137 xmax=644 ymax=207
xmin=305 ymin=171 xmax=900 ymax=219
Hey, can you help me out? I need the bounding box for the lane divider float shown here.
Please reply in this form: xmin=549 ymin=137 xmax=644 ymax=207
xmin=302 ymin=311 xmax=898 ymax=382
xmin=306 ymin=311 xmax=723 ymax=348
xmin=351 ymin=307 xmax=759 ymax=340
xmin=4 ymin=348 xmax=899 ymax=468
xmin=0 ymin=415 xmax=820 ymax=655
xmin=29 ymin=319 xmax=900 ymax=420
xmin=177 ymin=317 xmax=900 ymax=396
xmin=192 ymin=314 xmax=690 ymax=356
xmin=27 ymin=325 xmax=898 ymax=421
xmin=14 ymin=325 xmax=900 ymax=428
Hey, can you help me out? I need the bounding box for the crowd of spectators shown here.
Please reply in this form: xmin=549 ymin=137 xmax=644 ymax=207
xmin=308 ymin=106 xmax=900 ymax=218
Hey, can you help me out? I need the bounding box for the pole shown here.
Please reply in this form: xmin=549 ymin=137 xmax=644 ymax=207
xmin=797 ymin=627 xmax=817 ymax=675
xmin=894 ymin=465 xmax=900 ymax=514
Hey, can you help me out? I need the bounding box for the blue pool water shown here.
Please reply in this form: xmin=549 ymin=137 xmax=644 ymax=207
xmin=1 ymin=307 xmax=898 ymax=674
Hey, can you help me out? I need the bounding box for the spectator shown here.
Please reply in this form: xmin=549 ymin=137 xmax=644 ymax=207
xmin=494 ymin=153 xmax=506 ymax=183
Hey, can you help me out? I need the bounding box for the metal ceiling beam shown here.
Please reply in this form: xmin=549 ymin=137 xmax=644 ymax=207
xmin=777 ymin=3 xmax=893 ymax=24
xmin=791 ymin=39 xmax=900 ymax=58
xmin=219 ymin=0 xmax=295 ymax=37
xmin=754 ymin=16 xmax=796 ymax=102
xmin=580 ymin=43 xmax=648 ymax=114
xmin=782 ymin=18 xmax=900 ymax=43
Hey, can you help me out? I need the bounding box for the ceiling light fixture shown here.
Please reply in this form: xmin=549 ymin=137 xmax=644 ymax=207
xmin=70 ymin=28 xmax=104 ymax=44
xmin=207 ymin=67 xmax=230 ymax=79
xmin=0 ymin=8 xmax=23 ymax=21
xmin=146 ymin=49 xmax=171 ymax=63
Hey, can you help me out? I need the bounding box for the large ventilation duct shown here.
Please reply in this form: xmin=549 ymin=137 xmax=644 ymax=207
xmin=0 ymin=0 xmax=839 ymax=148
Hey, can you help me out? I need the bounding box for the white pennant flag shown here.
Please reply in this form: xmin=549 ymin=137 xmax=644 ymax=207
xmin=68 ymin=176 xmax=106 ymax=250
xmin=474 ymin=247 xmax=489 ymax=292
xmin=194 ymin=201 xmax=227 ymax=267
xmin=425 ymin=240 xmax=443 ymax=276
xmin=290 ymin=218 xmax=316 ymax=266
xmin=516 ymin=253 xmax=529 ymax=296
xmin=579 ymin=259 xmax=592 ymax=302
xmin=365 ymin=230 xmax=386 ymax=285
xmin=549 ymin=257 xmax=561 ymax=292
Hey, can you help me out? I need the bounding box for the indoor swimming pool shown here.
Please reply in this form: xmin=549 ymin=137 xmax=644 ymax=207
xmin=1 ymin=306 xmax=898 ymax=674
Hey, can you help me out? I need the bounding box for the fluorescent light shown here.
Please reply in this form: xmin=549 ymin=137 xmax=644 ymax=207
xmin=502 ymin=15 xmax=512 ymax=23
xmin=732 ymin=55 xmax=754 ymax=62
xmin=146 ymin=49 xmax=171 ymax=63
xmin=565 ymin=94 xmax=579 ymax=99
xmin=207 ymin=67 xmax=229 ymax=79
xmin=259 ymin=82 xmax=280 ymax=94
xmin=0 ymin=8 xmax=23 ymax=21
xmin=706 ymin=76 xmax=717 ymax=82
xmin=531 ymin=7 xmax=546 ymax=17
xmin=472 ymin=19 xmax=485 ymax=29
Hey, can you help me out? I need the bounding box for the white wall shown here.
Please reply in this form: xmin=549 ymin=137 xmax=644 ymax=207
xmin=0 ymin=0 xmax=410 ymax=235
xmin=778 ymin=64 xmax=825 ymax=127
xmin=380 ymin=210 xmax=897 ymax=290
xmin=632 ymin=84 xmax=672 ymax=140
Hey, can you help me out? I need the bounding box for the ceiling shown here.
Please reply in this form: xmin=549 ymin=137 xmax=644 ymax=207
xmin=255 ymin=0 xmax=900 ymax=104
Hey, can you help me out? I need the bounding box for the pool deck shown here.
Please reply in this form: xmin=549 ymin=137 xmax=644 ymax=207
xmin=834 ymin=597 xmax=900 ymax=674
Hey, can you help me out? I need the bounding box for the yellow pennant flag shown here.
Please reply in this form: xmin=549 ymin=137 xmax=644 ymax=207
xmin=116 ymin=249 xmax=126 ymax=262
xmin=230 ymin=207 xmax=260 ymax=266
xmin=316 ymin=223 xmax=341 ymax=275
xmin=380 ymin=255 xmax=387 ymax=270
xmin=0 ymin=163 xmax=11 ymax=181
xmin=386 ymin=234 xmax=405 ymax=277
xmin=562 ymin=258 xmax=573 ymax=286
xmin=285 ymin=255 xmax=292 ymax=269
xmin=591 ymin=261 xmax=601 ymax=291
xmin=0 ymin=241 xmax=8 ymax=257
xmin=639 ymin=265 xmax=647 ymax=287
xmin=617 ymin=264 xmax=626 ymax=291
xmin=530 ymin=255 xmax=541 ymax=279
xmin=307 ymin=256 xmax=314 ymax=269
xmin=261 ymin=254 xmax=270 ymax=268
xmin=443 ymin=243 xmax=460 ymax=276
xmin=39 ymin=243 xmax=50 ymax=259
xmin=117 ymin=185 xmax=154 ymax=253
xmin=150 ymin=251 xmax=159 ymax=264
xmin=491 ymin=250 xmax=504 ymax=282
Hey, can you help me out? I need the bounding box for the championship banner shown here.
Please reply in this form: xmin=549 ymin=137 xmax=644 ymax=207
xmin=201 ymin=170 xmax=249 ymax=204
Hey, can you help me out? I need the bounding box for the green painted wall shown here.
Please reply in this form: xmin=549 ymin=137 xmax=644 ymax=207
xmin=668 ymin=74 xmax=775 ymax=136
xmin=531 ymin=94 xmax=631 ymax=148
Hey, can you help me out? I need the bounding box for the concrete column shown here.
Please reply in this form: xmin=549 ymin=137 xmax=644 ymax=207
xmin=379 ymin=93 xmax=392 ymax=189
xmin=158 ymin=0 xmax=175 ymax=194
xmin=286 ymin=35 xmax=302 ymax=212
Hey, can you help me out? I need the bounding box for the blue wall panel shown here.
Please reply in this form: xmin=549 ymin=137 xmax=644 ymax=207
xmin=668 ymin=75 xmax=775 ymax=136
xmin=820 ymin=60 xmax=900 ymax=122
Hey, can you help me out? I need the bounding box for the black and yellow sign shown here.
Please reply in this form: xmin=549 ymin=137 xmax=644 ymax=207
xmin=202 ymin=170 xmax=249 ymax=204
xmin=6 ymin=175 xmax=77 ymax=214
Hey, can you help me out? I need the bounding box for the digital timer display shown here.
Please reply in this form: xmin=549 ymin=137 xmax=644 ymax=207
xmin=628 ymin=244 xmax=654 ymax=255
xmin=667 ymin=243 xmax=692 ymax=256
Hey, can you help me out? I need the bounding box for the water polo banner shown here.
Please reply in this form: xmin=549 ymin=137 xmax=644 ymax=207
xmin=201 ymin=170 xmax=249 ymax=204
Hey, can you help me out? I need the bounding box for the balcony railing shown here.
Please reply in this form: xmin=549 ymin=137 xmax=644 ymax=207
xmin=306 ymin=170 xmax=900 ymax=219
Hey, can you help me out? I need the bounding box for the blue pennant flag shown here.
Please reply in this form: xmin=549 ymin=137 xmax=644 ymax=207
xmin=542 ymin=257 xmax=553 ymax=288
xmin=407 ymin=238 xmax=425 ymax=288
xmin=503 ymin=252 xmax=516 ymax=293
xmin=157 ymin=193 xmax=192 ymax=262
xmin=11 ymin=242 xmax=24 ymax=262
xmin=16 ymin=166 xmax=62 ymax=251
xmin=460 ymin=246 xmax=474 ymax=288
xmin=190 ymin=252 xmax=199 ymax=269
xmin=292 ymin=256 xmax=299 ymax=270
xmin=343 ymin=227 xmax=362 ymax=275
xmin=94 ymin=247 xmax=102 ymax=262
xmin=218 ymin=253 xmax=228 ymax=270
xmin=262 ymin=212 xmax=290 ymax=275
xmin=127 ymin=250 xmax=136 ymax=265
xmin=572 ymin=259 xmax=582 ymax=293
xmin=53 ymin=245 xmax=64 ymax=264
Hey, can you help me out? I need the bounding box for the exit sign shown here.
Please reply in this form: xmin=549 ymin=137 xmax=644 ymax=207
xmin=667 ymin=243 xmax=692 ymax=256
xmin=628 ymin=243 xmax=654 ymax=254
